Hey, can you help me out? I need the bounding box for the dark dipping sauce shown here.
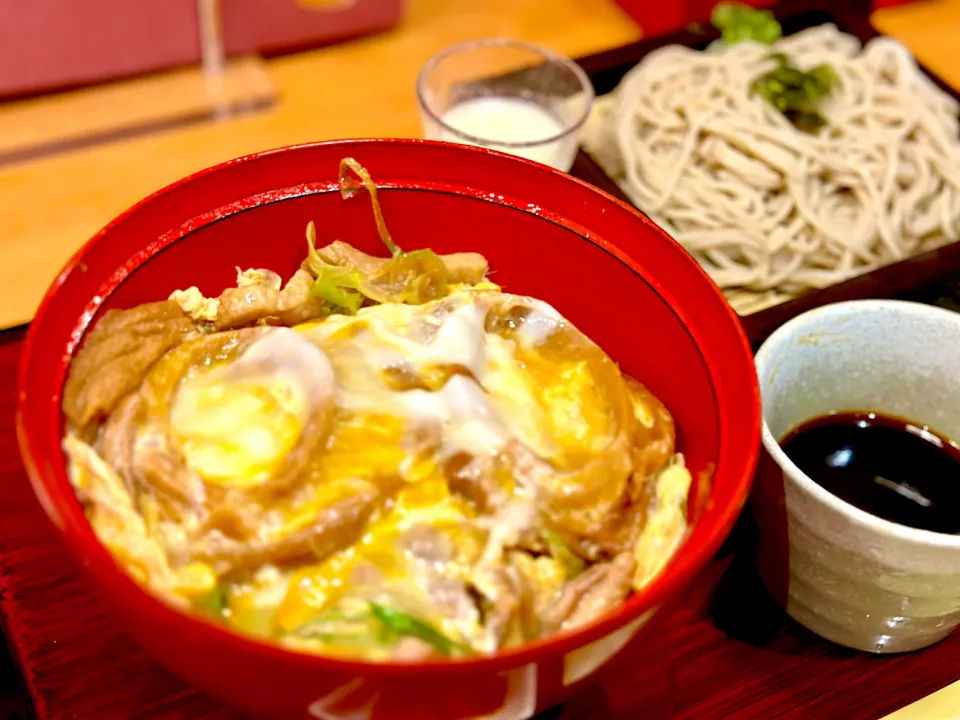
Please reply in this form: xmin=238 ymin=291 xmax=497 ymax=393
xmin=780 ymin=412 xmax=960 ymax=534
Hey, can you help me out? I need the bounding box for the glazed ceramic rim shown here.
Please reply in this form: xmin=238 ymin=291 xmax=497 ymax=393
xmin=756 ymin=298 xmax=960 ymax=549
xmin=415 ymin=38 xmax=595 ymax=149
xmin=18 ymin=138 xmax=759 ymax=677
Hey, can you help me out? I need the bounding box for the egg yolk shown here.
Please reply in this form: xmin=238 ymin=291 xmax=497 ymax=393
xmin=273 ymin=476 xmax=478 ymax=633
xmin=170 ymin=375 xmax=305 ymax=486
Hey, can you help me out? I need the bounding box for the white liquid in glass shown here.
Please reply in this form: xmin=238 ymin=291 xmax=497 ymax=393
xmin=439 ymin=97 xmax=569 ymax=169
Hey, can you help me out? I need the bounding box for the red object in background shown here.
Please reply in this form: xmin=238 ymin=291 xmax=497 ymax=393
xmin=0 ymin=0 xmax=403 ymax=100
xmin=614 ymin=0 xmax=914 ymax=37
xmin=18 ymin=139 xmax=760 ymax=719
xmin=613 ymin=0 xmax=774 ymax=37
xmin=872 ymin=0 xmax=917 ymax=7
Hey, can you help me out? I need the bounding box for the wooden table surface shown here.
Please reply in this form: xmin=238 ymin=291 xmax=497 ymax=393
xmin=0 ymin=0 xmax=958 ymax=331
xmin=0 ymin=0 xmax=638 ymax=332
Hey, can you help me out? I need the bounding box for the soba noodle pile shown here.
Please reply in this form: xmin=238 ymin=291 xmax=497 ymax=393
xmin=582 ymin=25 xmax=960 ymax=313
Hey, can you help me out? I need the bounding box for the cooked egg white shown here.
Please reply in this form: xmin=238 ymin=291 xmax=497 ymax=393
xmin=273 ymin=475 xmax=482 ymax=635
xmin=64 ymin=286 xmax=690 ymax=657
xmin=148 ymin=290 xmax=632 ymax=636
xmin=296 ymin=291 xmax=617 ymax=467
xmin=632 ymin=456 xmax=693 ymax=588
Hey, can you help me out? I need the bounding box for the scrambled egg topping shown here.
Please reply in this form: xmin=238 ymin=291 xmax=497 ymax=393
xmin=65 ymin=284 xmax=691 ymax=659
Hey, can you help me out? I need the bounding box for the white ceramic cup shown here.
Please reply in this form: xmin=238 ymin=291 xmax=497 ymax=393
xmin=752 ymin=299 xmax=960 ymax=653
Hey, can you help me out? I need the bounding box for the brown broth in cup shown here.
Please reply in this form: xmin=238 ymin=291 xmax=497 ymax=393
xmin=780 ymin=412 xmax=960 ymax=534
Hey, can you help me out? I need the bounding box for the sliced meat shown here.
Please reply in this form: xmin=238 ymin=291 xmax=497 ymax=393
xmin=398 ymin=524 xmax=454 ymax=564
xmin=81 ymin=298 xmax=188 ymax=338
xmin=511 ymin=531 xmax=550 ymax=557
xmin=192 ymin=489 xmax=380 ymax=573
xmin=497 ymin=440 xmax=636 ymax=558
xmin=399 ymin=525 xmax=482 ymax=642
xmin=544 ymin=552 xmax=636 ymax=633
xmin=63 ymin=301 xmax=197 ymax=431
xmin=541 ymin=563 xmax=605 ymax=634
xmin=133 ymin=432 xmax=206 ymax=507
xmin=236 ymin=268 xmax=282 ymax=290
xmin=315 ymin=240 xmax=383 ymax=274
xmin=254 ymin=409 xmax=329 ymax=499
xmin=624 ymin=375 xmax=676 ymax=483
xmin=507 ymin=550 xmax=568 ymax=619
xmin=563 ymin=537 xmax=607 ymax=564
xmin=436 ymin=253 xmax=489 ymax=284
xmin=519 ymin=426 xmax=636 ymax=547
xmin=97 ymin=393 xmax=143 ymax=497
xmin=214 ymin=284 xmax=278 ymax=329
xmin=479 ymin=565 xmax=539 ymax=648
xmin=351 ymin=562 xmax=383 ymax=589
xmin=315 ymin=240 xmax=489 ymax=284
xmin=391 ymin=637 xmax=437 ymax=661
xmin=500 ymin=438 xmax=552 ymax=495
xmin=550 ymin=377 xmax=674 ymax=559
xmin=443 ymin=453 xmax=506 ymax=514
xmin=274 ymin=268 xmax=326 ymax=325
xmin=482 ymin=575 xmax=517 ymax=647
xmin=198 ymin=487 xmax=261 ymax=541
xmin=564 ymin=497 xmax=645 ymax=562
xmin=214 ymin=268 xmax=325 ymax=330
xmin=381 ymin=364 xmax=431 ymax=392
xmin=562 ymin=552 xmax=636 ymax=630
xmin=510 ymin=564 xmax=539 ymax=642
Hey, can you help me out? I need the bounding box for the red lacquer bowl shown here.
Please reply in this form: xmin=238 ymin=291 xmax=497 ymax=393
xmin=17 ymin=139 xmax=759 ymax=720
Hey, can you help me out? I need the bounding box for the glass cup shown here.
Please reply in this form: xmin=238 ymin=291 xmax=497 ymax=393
xmin=416 ymin=39 xmax=594 ymax=172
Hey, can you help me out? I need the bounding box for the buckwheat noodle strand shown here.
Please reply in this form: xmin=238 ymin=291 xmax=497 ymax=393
xmin=582 ymin=25 xmax=960 ymax=313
